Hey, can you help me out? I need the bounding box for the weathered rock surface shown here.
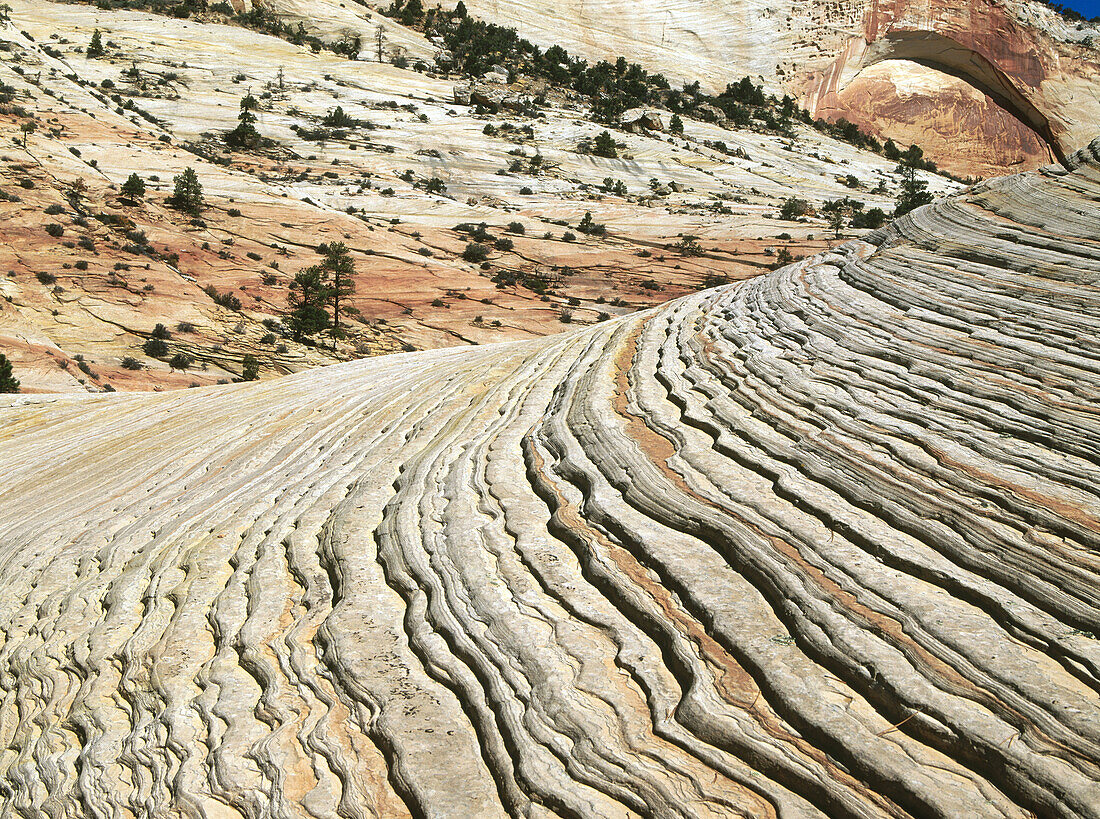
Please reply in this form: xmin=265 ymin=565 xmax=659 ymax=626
xmin=455 ymin=0 xmax=1100 ymax=177
xmin=1 ymin=138 xmax=1098 ymax=817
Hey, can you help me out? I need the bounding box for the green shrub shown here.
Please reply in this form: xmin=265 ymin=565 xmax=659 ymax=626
xmin=169 ymin=352 xmax=193 ymax=370
xmin=462 ymin=243 xmax=489 ymax=262
xmin=241 ymin=354 xmax=259 ymax=381
xmin=0 ymin=353 xmax=19 ymax=393
xmin=143 ymin=337 xmax=168 ymax=357
xmin=779 ymin=197 xmax=811 ymax=221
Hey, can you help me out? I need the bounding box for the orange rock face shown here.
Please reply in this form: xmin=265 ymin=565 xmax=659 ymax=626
xmin=802 ymin=0 xmax=1100 ymax=177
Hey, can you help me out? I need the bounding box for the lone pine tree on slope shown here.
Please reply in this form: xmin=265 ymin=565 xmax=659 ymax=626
xmin=169 ymin=167 xmax=204 ymax=215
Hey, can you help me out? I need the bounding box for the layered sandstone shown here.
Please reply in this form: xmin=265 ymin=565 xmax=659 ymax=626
xmin=1 ymin=139 xmax=1097 ymax=817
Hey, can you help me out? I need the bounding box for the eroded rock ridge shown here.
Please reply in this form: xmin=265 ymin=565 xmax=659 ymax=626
xmin=0 ymin=140 xmax=1099 ymax=817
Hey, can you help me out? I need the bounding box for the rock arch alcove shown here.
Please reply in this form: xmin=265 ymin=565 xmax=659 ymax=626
xmin=861 ymin=29 xmax=1068 ymax=164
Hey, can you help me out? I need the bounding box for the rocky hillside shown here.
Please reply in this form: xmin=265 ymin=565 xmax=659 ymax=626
xmin=1 ymin=137 xmax=1097 ymax=818
xmin=449 ymin=0 xmax=1100 ymax=177
xmin=0 ymin=0 xmax=956 ymax=393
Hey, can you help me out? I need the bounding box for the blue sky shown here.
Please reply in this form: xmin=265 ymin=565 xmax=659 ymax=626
xmin=1061 ymin=1 xmax=1100 ymax=19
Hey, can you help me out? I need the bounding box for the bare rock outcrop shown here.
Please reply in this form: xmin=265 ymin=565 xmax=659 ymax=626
xmin=1 ymin=140 xmax=1099 ymax=816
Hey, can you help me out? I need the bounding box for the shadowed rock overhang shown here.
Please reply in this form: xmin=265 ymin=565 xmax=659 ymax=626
xmin=862 ymin=29 xmax=1069 ymax=164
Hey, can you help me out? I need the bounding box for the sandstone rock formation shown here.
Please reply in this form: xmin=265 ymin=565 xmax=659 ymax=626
xmin=1 ymin=138 xmax=1097 ymax=817
xmin=454 ymin=0 xmax=1100 ymax=177
xmin=3 ymin=0 xmax=954 ymax=394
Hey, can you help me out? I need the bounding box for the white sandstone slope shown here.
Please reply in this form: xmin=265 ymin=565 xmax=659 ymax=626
xmin=0 ymin=141 xmax=1098 ymax=816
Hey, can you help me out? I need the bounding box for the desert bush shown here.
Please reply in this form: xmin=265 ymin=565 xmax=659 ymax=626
xmin=169 ymin=352 xmax=193 ymax=370
xmin=779 ymin=197 xmax=811 ymax=220
xmin=462 ymin=243 xmax=489 ymax=263
xmin=143 ymin=337 xmax=168 ymax=357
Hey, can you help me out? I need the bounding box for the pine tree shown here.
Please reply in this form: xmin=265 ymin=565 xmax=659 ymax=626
xmin=669 ymin=114 xmax=683 ymax=135
xmin=894 ymin=165 xmax=933 ymax=217
xmin=286 ymin=243 xmax=357 ymax=347
xmin=592 ymin=130 xmax=618 ymax=158
xmin=287 ymin=267 xmax=331 ymax=340
xmin=894 ymin=146 xmax=933 ymax=218
xmin=120 ymin=173 xmax=146 ymax=200
xmin=87 ymin=29 xmax=104 ymax=58
xmin=0 ymin=353 xmax=19 ymax=393
xmin=318 ymin=242 xmax=356 ymax=348
xmin=169 ymin=167 xmax=204 ymax=215
xmin=225 ymin=95 xmax=261 ymax=149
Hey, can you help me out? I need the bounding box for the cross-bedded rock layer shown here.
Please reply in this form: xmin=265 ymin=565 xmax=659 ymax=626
xmin=1 ymin=140 xmax=1098 ymax=817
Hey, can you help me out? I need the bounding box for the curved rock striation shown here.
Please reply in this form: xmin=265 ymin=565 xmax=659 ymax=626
xmin=1 ymin=141 xmax=1099 ymax=817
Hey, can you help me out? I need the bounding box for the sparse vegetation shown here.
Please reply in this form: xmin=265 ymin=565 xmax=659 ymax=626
xmin=674 ymin=235 xmax=704 ymax=256
xmin=577 ymin=211 xmax=606 ymax=236
xmin=204 ymin=285 xmax=243 ymax=311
